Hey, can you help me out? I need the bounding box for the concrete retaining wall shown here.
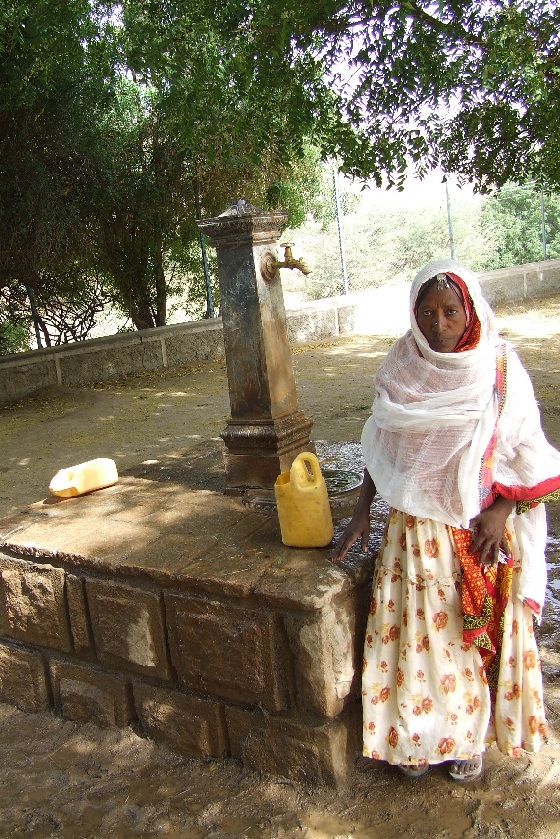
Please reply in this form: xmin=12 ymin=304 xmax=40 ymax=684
xmin=0 ymin=320 xmax=227 ymax=406
xmin=2 ymin=258 xmax=560 ymax=406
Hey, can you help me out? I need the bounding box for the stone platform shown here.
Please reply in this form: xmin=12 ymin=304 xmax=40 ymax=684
xmin=0 ymin=442 xmax=385 ymax=786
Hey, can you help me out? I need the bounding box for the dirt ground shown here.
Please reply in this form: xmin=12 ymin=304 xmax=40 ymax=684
xmin=1 ymin=296 xmax=560 ymax=839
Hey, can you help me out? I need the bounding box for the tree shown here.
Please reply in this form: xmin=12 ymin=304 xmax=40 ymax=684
xmin=85 ymin=75 xmax=329 ymax=329
xmin=0 ymin=0 xmax=119 ymax=344
xmin=224 ymin=0 xmax=560 ymax=190
xmin=0 ymin=282 xmax=32 ymax=355
xmin=1 ymin=0 xmax=331 ymax=340
xmin=479 ymin=183 xmax=560 ymax=269
xmin=7 ymin=0 xmax=556 ymax=349
xmin=282 ymin=172 xmax=490 ymax=300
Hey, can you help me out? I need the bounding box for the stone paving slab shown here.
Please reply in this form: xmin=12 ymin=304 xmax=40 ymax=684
xmin=0 ymin=441 xmax=368 ymax=598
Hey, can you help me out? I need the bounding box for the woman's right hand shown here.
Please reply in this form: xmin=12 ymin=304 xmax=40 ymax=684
xmin=332 ymin=509 xmax=371 ymax=562
xmin=332 ymin=468 xmax=376 ymax=562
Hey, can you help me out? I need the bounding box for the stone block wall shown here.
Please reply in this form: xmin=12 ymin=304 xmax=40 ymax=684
xmin=0 ymin=523 xmax=371 ymax=786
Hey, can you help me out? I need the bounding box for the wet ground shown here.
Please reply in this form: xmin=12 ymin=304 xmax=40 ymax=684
xmin=1 ymin=295 xmax=560 ymax=837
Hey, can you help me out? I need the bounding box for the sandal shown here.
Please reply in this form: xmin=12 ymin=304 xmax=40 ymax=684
xmin=399 ymin=763 xmax=429 ymax=779
xmin=448 ymin=756 xmax=483 ymax=782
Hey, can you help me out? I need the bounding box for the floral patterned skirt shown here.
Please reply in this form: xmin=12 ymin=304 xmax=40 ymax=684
xmin=362 ymin=510 xmax=547 ymax=767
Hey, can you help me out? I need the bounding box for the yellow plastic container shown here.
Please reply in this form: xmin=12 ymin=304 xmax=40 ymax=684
xmin=274 ymin=452 xmax=334 ymax=547
xmin=49 ymin=458 xmax=119 ymax=498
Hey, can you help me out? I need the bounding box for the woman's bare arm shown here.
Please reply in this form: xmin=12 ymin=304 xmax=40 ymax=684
xmin=332 ymin=469 xmax=376 ymax=561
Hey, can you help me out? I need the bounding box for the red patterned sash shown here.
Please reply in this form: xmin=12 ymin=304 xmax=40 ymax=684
xmin=451 ymin=344 xmax=511 ymax=691
xmin=451 ymin=526 xmax=513 ymax=692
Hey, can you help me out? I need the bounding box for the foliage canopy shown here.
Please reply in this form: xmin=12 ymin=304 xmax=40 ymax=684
xmin=222 ymin=0 xmax=560 ymax=190
xmin=0 ymin=0 xmax=329 ymax=340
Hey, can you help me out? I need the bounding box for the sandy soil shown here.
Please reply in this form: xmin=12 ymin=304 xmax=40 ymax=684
xmin=1 ymin=296 xmax=560 ymax=838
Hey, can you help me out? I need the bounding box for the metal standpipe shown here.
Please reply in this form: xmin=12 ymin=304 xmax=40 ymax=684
xmin=197 ymin=200 xmax=314 ymax=490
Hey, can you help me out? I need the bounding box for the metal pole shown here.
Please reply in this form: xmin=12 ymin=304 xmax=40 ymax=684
xmin=541 ymin=186 xmax=547 ymax=259
xmin=332 ymin=163 xmax=349 ymax=295
xmin=194 ymin=181 xmax=215 ymax=318
xmin=444 ymin=177 xmax=455 ymax=260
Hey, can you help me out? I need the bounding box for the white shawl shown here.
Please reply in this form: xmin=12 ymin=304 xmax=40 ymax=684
xmin=361 ymin=259 xmax=560 ymax=612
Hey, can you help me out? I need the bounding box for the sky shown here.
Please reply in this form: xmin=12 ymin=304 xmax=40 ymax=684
xmin=342 ymin=168 xmax=481 ymax=214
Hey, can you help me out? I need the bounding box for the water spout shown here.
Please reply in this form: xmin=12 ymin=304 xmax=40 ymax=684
xmin=261 ymin=243 xmax=311 ymax=281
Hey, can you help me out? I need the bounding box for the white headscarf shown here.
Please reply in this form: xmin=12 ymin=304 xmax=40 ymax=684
xmin=362 ymin=259 xmax=501 ymax=528
xmin=361 ymin=259 xmax=560 ymax=612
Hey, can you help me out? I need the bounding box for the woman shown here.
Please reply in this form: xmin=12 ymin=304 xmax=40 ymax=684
xmin=334 ymin=259 xmax=560 ymax=781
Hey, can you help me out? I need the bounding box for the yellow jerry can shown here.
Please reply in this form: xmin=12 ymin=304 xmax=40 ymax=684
xmin=274 ymin=452 xmax=334 ymax=548
xmin=49 ymin=457 xmax=119 ymax=498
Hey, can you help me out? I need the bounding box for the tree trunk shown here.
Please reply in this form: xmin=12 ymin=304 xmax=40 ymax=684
xmin=129 ymin=298 xmax=156 ymax=331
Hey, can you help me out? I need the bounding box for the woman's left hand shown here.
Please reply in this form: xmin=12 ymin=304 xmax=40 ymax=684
xmin=469 ymin=495 xmax=515 ymax=566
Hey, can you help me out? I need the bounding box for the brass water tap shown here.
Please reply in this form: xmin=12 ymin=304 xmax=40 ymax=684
xmin=273 ymin=243 xmax=311 ymax=275
xmin=261 ymin=242 xmax=311 ymax=280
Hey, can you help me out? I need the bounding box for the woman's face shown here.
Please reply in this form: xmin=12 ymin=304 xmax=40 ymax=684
xmin=416 ymin=284 xmax=468 ymax=353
